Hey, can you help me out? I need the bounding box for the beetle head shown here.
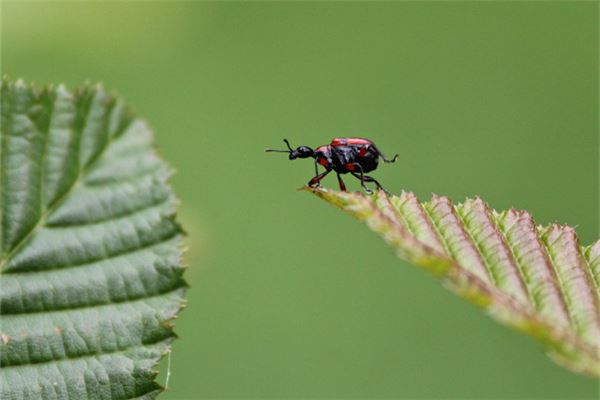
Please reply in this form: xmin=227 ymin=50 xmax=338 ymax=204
xmin=265 ymin=139 xmax=314 ymax=160
xmin=290 ymin=146 xmax=314 ymax=160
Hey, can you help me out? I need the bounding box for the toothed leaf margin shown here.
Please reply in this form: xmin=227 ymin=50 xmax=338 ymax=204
xmin=309 ymin=187 xmax=600 ymax=377
xmin=0 ymin=79 xmax=187 ymax=399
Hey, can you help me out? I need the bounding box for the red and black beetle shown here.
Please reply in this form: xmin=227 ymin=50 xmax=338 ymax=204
xmin=266 ymin=137 xmax=398 ymax=193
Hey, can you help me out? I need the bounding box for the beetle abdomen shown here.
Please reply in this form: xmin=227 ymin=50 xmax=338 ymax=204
xmin=330 ymin=145 xmax=378 ymax=173
xmin=357 ymin=151 xmax=379 ymax=172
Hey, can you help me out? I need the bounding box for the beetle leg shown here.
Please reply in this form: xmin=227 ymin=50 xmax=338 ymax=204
xmin=351 ymin=172 xmax=389 ymax=194
xmin=381 ymin=153 xmax=399 ymax=163
xmin=350 ymin=163 xmax=372 ymax=194
xmin=371 ymin=144 xmax=398 ymax=163
xmin=308 ymin=169 xmax=331 ymax=188
xmin=336 ymin=173 xmax=347 ymax=191
xmin=381 ymin=154 xmax=398 ymax=163
xmin=378 ymin=149 xmax=398 ymax=163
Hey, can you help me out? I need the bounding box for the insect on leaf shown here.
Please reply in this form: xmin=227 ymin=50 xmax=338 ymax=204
xmin=308 ymin=187 xmax=600 ymax=377
xmin=0 ymin=79 xmax=187 ymax=399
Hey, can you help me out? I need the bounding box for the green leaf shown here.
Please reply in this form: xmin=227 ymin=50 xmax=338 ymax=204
xmin=308 ymin=187 xmax=600 ymax=377
xmin=0 ymin=79 xmax=186 ymax=399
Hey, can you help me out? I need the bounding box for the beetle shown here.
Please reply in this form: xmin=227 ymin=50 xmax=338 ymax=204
xmin=265 ymin=137 xmax=398 ymax=193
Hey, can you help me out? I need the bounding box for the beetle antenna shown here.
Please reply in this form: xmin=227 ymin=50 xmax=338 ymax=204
xmin=283 ymin=139 xmax=294 ymax=151
xmin=265 ymin=138 xmax=294 ymax=153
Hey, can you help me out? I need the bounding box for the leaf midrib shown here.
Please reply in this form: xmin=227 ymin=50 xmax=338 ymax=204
xmin=309 ymin=188 xmax=600 ymax=376
xmin=0 ymin=100 xmax=130 ymax=272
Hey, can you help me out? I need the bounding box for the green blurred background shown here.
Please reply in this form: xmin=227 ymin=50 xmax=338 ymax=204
xmin=2 ymin=1 xmax=598 ymax=398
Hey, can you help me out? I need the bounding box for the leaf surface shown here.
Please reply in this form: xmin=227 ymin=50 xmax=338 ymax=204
xmin=309 ymin=187 xmax=600 ymax=377
xmin=0 ymin=79 xmax=186 ymax=399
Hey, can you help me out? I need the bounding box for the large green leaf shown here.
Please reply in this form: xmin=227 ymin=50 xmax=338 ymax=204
xmin=0 ymin=79 xmax=186 ymax=399
xmin=309 ymin=188 xmax=600 ymax=377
